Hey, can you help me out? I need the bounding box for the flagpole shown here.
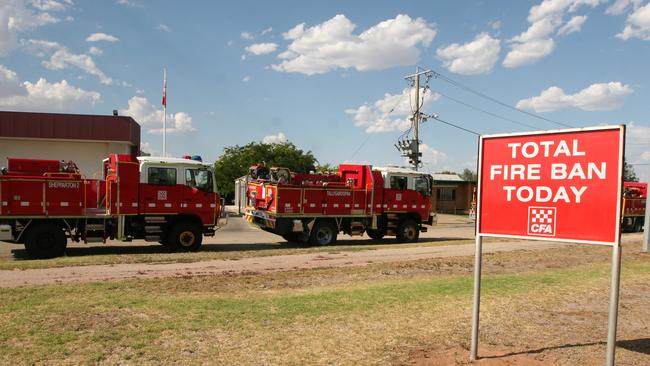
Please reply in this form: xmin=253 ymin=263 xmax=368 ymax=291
xmin=162 ymin=67 xmax=167 ymax=157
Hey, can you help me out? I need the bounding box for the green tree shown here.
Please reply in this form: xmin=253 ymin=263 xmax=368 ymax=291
xmin=624 ymin=159 xmax=639 ymax=182
xmin=460 ymin=168 xmax=478 ymax=182
xmin=214 ymin=141 xmax=317 ymax=202
xmin=316 ymin=163 xmax=338 ymax=173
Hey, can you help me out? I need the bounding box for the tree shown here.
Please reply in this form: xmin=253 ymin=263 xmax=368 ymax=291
xmin=214 ymin=141 xmax=317 ymax=202
xmin=460 ymin=168 xmax=478 ymax=182
xmin=437 ymin=170 xmax=458 ymax=175
xmin=624 ymin=159 xmax=639 ymax=182
xmin=316 ymin=163 xmax=337 ymax=173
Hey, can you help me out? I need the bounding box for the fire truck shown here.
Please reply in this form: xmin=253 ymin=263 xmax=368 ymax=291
xmin=244 ymin=164 xmax=436 ymax=245
xmin=0 ymin=154 xmax=221 ymax=258
xmin=622 ymin=181 xmax=647 ymax=232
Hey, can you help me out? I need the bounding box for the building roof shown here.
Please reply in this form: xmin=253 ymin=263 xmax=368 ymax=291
xmin=431 ymin=173 xmax=464 ymax=182
xmin=0 ymin=111 xmax=140 ymax=147
xmin=137 ymin=156 xmax=211 ymax=167
xmin=374 ymin=166 xmax=430 ymax=176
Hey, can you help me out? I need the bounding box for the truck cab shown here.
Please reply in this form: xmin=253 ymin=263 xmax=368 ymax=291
xmin=375 ymin=166 xmax=437 ymax=226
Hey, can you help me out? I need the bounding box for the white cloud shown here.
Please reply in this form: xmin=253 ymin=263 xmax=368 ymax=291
xmin=272 ymin=14 xmax=436 ymax=75
xmin=642 ymin=151 xmax=650 ymax=161
xmin=262 ymin=132 xmax=288 ymax=144
xmin=516 ymin=82 xmax=633 ymax=112
xmin=157 ymin=24 xmax=170 ymax=32
xmin=617 ymin=3 xmax=650 ymax=40
xmin=139 ymin=141 xmax=158 ymax=156
xmin=25 ymin=39 xmax=114 ymax=85
xmin=86 ymin=32 xmax=119 ymax=42
xmin=0 ymin=0 xmax=71 ymax=56
xmin=436 ymin=32 xmax=501 ymax=75
xmin=558 ymin=15 xmax=587 ymax=35
xmin=627 ymin=121 xmax=650 ymax=141
xmin=419 ymin=143 xmax=447 ymax=169
xmin=240 ymin=31 xmax=254 ymax=40
xmin=88 ymin=46 xmax=102 ymax=55
xmin=606 ymin=0 xmax=643 ymax=15
xmin=503 ymin=0 xmax=601 ymax=68
xmin=242 ymin=75 xmax=251 ymax=82
xmin=489 ymin=20 xmax=502 ymax=29
xmin=120 ymin=96 xmax=196 ymax=134
xmin=261 ymin=27 xmax=273 ymax=35
xmin=245 ymin=42 xmax=278 ymax=55
xmin=346 ymin=88 xmax=439 ymax=133
xmin=0 ymin=64 xmax=101 ymax=111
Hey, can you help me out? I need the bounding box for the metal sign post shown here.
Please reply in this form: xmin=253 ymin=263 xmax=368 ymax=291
xmin=643 ymin=162 xmax=650 ymax=253
xmin=470 ymin=126 xmax=625 ymax=365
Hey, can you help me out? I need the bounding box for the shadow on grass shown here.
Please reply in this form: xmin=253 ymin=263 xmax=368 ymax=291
xmin=481 ymin=338 xmax=650 ymax=360
xmin=10 ymin=236 xmax=469 ymax=259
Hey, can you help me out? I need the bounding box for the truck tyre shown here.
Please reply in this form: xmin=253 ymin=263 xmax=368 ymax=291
xmin=168 ymin=222 xmax=202 ymax=252
xmin=396 ymin=219 xmax=419 ymax=243
xmin=24 ymin=222 xmax=67 ymax=259
xmin=634 ymin=218 xmax=643 ymax=233
xmin=309 ymin=220 xmax=338 ymax=246
xmin=366 ymin=229 xmax=385 ymax=240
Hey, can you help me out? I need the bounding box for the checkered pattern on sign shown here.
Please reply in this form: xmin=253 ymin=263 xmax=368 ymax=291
xmin=530 ymin=209 xmax=554 ymax=224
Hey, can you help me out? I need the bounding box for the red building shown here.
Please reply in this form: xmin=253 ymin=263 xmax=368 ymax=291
xmin=0 ymin=111 xmax=140 ymax=177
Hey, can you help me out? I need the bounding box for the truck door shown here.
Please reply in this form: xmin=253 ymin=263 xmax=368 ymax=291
xmin=181 ymin=167 xmax=217 ymax=225
xmin=140 ymin=166 xmax=181 ymax=215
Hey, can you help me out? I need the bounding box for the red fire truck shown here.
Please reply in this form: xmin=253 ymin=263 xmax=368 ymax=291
xmin=244 ymin=164 xmax=436 ymax=245
xmin=0 ymin=154 xmax=221 ymax=258
xmin=622 ymin=181 xmax=647 ymax=232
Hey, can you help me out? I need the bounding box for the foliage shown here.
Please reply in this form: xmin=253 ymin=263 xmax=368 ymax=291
xmin=624 ymin=159 xmax=639 ymax=182
xmin=214 ymin=141 xmax=317 ymax=201
xmin=316 ymin=163 xmax=338 ymax=173
xmin=460 ymin=168 xmax=478 ymax=182
xmin=437 ymin=170 xmax=457 ymax=175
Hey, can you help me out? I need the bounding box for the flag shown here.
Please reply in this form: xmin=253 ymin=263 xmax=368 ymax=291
xmin=162 ymin=68 xmax=167 ymax=107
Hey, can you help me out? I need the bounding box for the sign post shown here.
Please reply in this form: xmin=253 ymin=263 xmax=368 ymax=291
xmin=470 ymin=125 xmax=625 ymax=365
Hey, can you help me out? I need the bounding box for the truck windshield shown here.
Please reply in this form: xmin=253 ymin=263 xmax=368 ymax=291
xmin=186 ymin=169 xmax=214 ymax=193
xmin=414 ymin=175 xmax=432 ymax=196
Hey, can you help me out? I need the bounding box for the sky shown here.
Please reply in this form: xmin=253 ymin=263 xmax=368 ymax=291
xmin=0 ymin=0 xmax=649 ymax=181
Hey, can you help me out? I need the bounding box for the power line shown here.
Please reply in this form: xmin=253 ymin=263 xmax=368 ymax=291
xmin=428 ymin=114 xmax=481 ymax=136
xmin=349 ymin=91 xmax=408 ymax=161
xmin=431 ymin=70 xmax=574 ymax=129
xmin=432 ymin=88 xmax=540 ymax=130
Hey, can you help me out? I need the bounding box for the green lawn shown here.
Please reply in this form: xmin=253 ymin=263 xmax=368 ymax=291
xmin=1 ymin=248 xmax=648 ymax=365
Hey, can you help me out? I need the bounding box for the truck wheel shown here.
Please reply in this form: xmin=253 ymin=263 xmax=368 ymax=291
xmin=634 ymin=219 xmax=643 ymax=233
xmin=309 ymin=220 xmax=338 ymax=246
xmin=168 ymin=222 xmax=202 ymax=252
xmin=24 ymin=223 xmax=67 ymax=259
xmin=366 ymin=229 xmax=385 ymax=240
xmin=396 ymin=219 xmax=419 ymax=243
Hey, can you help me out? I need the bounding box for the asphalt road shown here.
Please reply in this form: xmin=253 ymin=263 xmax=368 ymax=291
xmin=0 ymin=213 xmax=477 ymax=259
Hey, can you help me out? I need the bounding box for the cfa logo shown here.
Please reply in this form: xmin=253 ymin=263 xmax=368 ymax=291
xmin=527 ymin=206 xmax=557 ymax=237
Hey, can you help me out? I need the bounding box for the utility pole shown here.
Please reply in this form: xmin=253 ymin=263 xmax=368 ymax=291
xmin=414 ymin=67 xmax=420 ymax=171
xmin=400 ymin=67 xmax=432 ymax=171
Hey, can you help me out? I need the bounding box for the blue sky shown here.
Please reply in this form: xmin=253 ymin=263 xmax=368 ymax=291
xmin=1 ymin=0 xmax=649 ymax=180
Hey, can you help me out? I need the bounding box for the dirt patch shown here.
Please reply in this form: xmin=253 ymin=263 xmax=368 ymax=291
xmin=412 ymin=346 xmax=554 ymax=365
xmin=0 ymin=239 xmax=572 ymax=288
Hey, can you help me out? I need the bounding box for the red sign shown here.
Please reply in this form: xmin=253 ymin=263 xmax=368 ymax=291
xmin=477 ymin=126 xmax=624 ymax=245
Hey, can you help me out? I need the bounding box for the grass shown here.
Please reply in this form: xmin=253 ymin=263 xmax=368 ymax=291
xmin=1 ymin=245 xmax=649 ymax=365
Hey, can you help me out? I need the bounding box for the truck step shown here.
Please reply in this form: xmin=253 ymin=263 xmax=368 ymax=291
xmin=387 ymin=222 xmax=397 ymax=228
xmin=85 ymin=224 xmax=105 ymax=231
xmin=386 ymin=213 xmax=398 ymax=219
xmin=350 ymin=230 xmax=364 ymax=236
xmin=144 ymin=235 xmax=161 ymax=242
xmin=144 ymin=226 xmax=163 ymax=233
xmin=420 ymin=226 xmax=428 ymax=233
xmin=145 ymin=216 xmax=166 ymax=223
xmin=386 ymin=229 xmax=396 ymax=236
